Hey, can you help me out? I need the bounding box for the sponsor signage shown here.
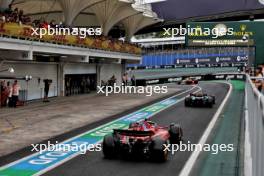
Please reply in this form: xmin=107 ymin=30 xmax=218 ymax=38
xmin=188 ymin=39 xmax=254 ymax=46
xmin=175 ymin=55 xmax=248 ymax=65
xmin=0 ymin=22 xmax=141 ymax=54
xmin=187 ymin=22 xmax=256 ymax=46
xmin=185 ymin=21 xmax=264 ymax=66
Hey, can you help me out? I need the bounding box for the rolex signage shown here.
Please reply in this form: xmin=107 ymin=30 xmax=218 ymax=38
xmin=186 ymin=21 xmax=264 ymax=65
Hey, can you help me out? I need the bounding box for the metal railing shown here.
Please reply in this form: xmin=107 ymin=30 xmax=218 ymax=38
xmin=244 ymin=75 xmax=264 ymax=176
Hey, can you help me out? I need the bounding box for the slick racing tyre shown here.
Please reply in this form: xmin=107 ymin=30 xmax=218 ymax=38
xmin=212 ymin=96 xmax=216 ymax=104
xmin=185 ymin=98 xmax=191 ymax=107
xmin=102 ymin=134 xmax=116 ymax=159
xmin=169 ymin=124 xmax=183 ymax=144
xmin=150 ymin=138 xmax=168 ymax=162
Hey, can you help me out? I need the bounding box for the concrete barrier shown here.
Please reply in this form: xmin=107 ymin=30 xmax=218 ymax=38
xmin=244 ymin=74 xmax=264 ymax=176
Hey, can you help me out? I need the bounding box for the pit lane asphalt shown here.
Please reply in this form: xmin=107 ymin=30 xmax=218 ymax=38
xmin=43 ymin=82 xmax=229 ymax=176
xmin=0 ymin=84 xmax=192 ymax=167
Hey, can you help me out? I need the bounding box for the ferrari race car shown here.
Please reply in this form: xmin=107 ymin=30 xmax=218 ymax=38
xmin=185 ymin=93 xmax=216 ymax=108
xmin=178 ymin=77 xmax=198 ymax=85
xmin=102 ymin=120 xmax=183 ymax=162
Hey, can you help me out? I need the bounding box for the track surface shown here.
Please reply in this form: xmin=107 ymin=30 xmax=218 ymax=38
xmin=44 ymin=82 xmax=229 ymax=176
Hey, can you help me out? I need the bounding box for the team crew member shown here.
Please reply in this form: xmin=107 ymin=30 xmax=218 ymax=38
xmin=122 ymin=73 xmax=128 ymax=86
xmin=7 ymin=81 xmax=12 ymax=107
xmin=12 ymin=80 xmax=20 ymax=108
xmin=43 ymin=79 xmax=52 ymax=102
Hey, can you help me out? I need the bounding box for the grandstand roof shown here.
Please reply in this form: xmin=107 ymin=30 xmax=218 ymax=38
xmin=1 ymin=0 xmax=264 ymax=36
xmin=143 ymin=0 xmax=264 ymax=32
xmin=152 ymin=0 xmax=264 ymax=21
xmin=0 ymin=0 xmax=162 ymax=38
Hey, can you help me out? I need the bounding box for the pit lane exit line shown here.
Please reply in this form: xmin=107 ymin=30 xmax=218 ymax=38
xmin=179 ymin=82 xmax=232 ymax=176
xmin=0 ymin=85 xmax=201 ymax=176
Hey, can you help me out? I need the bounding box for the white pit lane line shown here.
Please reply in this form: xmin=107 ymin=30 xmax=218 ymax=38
xmin=0 ymin=85 xmax=201 ymax=176
xmin=179 ymin=81 xmax=233 ymax=176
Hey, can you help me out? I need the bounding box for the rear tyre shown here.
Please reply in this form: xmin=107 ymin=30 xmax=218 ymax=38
xmin=212 ymin=96 xmax=216 ymax=104
xmin=169 ymin=124 xmax=183 ymax=144
xmin=102 ymin=134 xmax=116 ymax=159
xmin=150 ymin=138 xmax=168 ymax=162
xmin=185 ymin=98 xmax=191 ymax=107
xmin=207 ymin=100 xmax=214 ymax=108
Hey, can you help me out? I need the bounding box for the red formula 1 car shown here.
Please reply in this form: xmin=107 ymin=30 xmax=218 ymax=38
xmin=102 ymin=120 xmax=183 ymax=162
xmin=178 ymin=77 xmax=199 ymax=85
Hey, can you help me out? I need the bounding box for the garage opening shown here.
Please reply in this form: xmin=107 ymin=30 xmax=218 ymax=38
xmin=65 ymin=74 xmax=97 ymax=96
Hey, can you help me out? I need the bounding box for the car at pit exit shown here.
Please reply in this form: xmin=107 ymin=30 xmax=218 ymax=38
xmin=178 ymin=77 xmax=199 ymax=85
xmin=185 ymin=93 xmax=216 ymax=108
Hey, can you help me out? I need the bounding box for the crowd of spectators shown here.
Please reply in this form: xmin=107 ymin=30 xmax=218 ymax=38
xmin=252 ymin=65 xmax=264 ymax=93
xmin=0 ymin=4 xmax=140 ymax=54
xmin=0 ymin=4 xmax=64 ymax=28
xmin=0 ymin=4 xmax=31 ymax=25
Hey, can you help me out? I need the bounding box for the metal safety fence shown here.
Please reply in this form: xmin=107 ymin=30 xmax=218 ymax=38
xmin=244 ymin=75 xmax=264 ymax=176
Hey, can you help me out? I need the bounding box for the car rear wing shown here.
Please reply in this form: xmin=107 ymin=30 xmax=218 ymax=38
xmin=113 ymin=129 xmax=154 ymax=137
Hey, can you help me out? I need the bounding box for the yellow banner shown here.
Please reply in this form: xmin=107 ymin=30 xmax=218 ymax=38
xmin=0 ymin=22 xmax=141 ymax=54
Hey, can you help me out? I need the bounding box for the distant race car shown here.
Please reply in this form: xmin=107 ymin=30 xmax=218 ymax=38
xmin=178 ymin=77 xmax=198 ymax=85
xmin=102 ymin=120 xmax=183 ymax=162
xmin=185 ymin=93 xmax=215 ymax=108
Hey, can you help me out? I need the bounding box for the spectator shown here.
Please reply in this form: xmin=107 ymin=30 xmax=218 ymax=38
xmin=12 ymin=80 xmax=20 ymax=108
xmin=0 ymin=80 xmax=4 ymax=91
xmin=50 ymin=20 xmax=56 ymax=28
xmin=255 ymin=67 xmax=263 ymax=92
xmin=12 ymin=8 xmax=18 ymax=22
xmin=0 ymin=15 xmax=6 ymax=23
xmin=261 ymin=65 xmax=264 ymax=76
xmin=4 ymin=4 xmax=13 ymax=15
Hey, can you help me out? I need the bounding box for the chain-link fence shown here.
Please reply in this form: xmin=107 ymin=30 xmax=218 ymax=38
xmin=244 ymin=75 xmax=264 ymax=176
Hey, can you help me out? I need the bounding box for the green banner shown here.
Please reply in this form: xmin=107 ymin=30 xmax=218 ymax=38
xmin=186 ymin=21 xmax=264 ymax=66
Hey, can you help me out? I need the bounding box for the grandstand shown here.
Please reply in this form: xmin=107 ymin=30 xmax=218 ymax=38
xmin=128 ymin=47 xmax=251 ymax=68
xmin=0 ymin=0 xmax=163 ymax=100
